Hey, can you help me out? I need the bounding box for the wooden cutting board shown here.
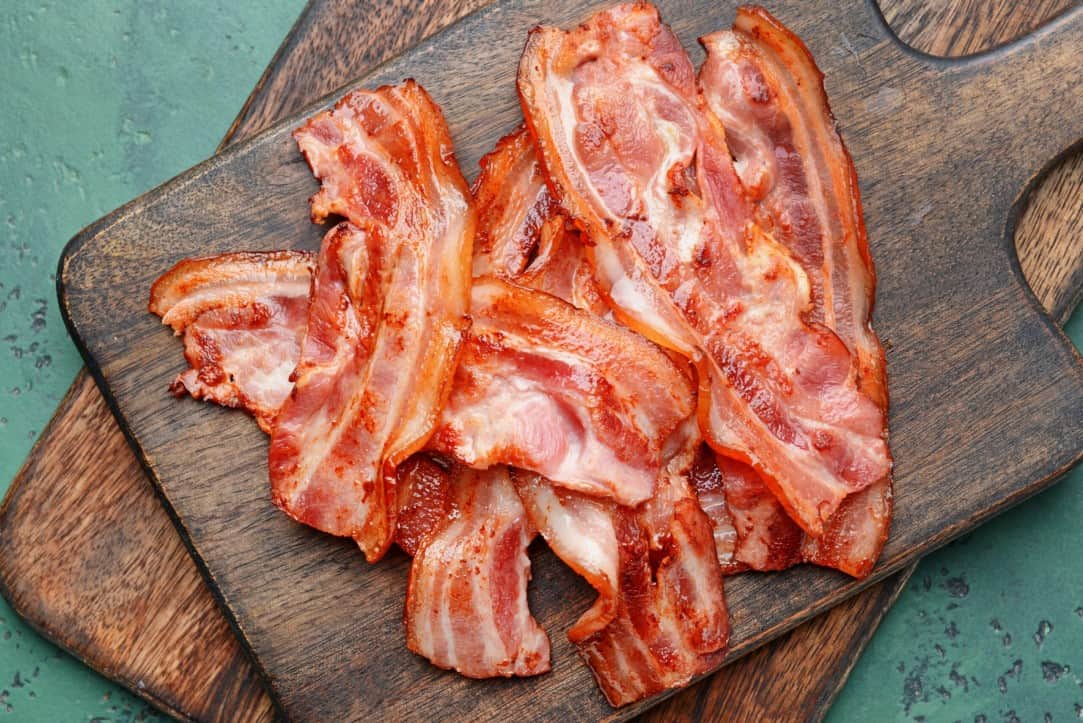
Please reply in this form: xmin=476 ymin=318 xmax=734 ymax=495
xmin=0 ymin=0 xmax=1079 ymax=721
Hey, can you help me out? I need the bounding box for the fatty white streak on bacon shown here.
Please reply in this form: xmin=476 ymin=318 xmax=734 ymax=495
xmin=400 ymin=458 xmax=550 ymax=678
xmin=270 ymin=82 xmax=475 ymax=562
xmin=148 ymin=251 xmax=314 ymax=434
xmin=517 ymin=3 xmax=890 ymax=536
xmin=697 ymin=7 xmax=892 ymax=577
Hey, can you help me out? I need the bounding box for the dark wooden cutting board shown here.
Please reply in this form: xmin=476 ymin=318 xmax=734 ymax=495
xmin=4 ymin=0 xmax=1078 ymax=718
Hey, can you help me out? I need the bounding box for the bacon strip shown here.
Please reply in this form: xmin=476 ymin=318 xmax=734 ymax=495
xmin=270 ymin=83 xmax=474 ymax=562
xmin=401 ymin=459 xmax=550 ymax=678
xmin=700 ymin=7 xmax=886 ymax=409
xmin=149 ymin=251 xmax=314 ymax=433
xmin=472 ymin=128 xmax=609 ymax=316
xmin=470 ymin=126 xmax=727 ymax=704
xmin=431 ymin=276 xmax=693 ymax=506
xmin=515 ymin=427 xmax=729 ymax=707
xmin=517 ymin=3 xmax=889 ymax=536
xmin=696 ymin=6 xmax=892 ymax=577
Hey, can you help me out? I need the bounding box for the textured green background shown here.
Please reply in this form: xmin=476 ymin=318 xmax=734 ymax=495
xmin=0 ymin=2 xmax=1079 ymax=720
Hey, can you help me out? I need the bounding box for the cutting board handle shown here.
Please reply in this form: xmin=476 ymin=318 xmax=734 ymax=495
xmin=870 ymin=1 xmax=1083 ymax=193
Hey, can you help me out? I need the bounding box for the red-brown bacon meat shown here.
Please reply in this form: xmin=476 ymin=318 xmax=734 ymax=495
xmin=687 ymin=445 xmax=746 ymax=574
xmin=517 ymin=3 xmax=890 ymax=536
xmin=468 ymin=126 xmax=728 ymax=705
xmin=431 ymin=276 xmax=692 ymax=506
xmin=270 ymin=82 xmax=475 ymax=562
xmin=149 ymin=251 xmax=314 ymax=433
xmin=471 ymin=127 xmax=608 ymax=316
xmin=515 ymin=426 xmax=729 ymax=707
xmin=400 ymin=458 xmax=550 ymax=678
xmin=696 ymin=6 xmax=892 ymax=577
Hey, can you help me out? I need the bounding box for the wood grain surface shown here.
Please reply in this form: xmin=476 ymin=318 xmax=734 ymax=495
xmin=0 ymin=1 xmax=1079 ymax=721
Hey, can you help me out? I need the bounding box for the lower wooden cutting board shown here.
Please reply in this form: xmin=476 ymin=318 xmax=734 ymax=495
xmin=0 ymin=0 xmax=1078 ymax=718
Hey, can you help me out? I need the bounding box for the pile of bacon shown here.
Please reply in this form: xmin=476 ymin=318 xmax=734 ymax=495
xmin=149 ymin=4 xmax=891 ymax=707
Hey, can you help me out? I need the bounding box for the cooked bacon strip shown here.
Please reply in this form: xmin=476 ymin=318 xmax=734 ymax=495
xmin=271 ymin=83 xmax=474 ymax=562
xmin=700 ymin=7 xmax=886 ymax=409
xmin=472 ymin=127 xmax=608 ymax=316
xmin=431 ymin=277 xmax=693 ymax=506
xmin=401 ymin=459 xmax=550 ymax=678
xmin=149 ymin=251 xmax=314 ymax=433
xmin=517 ymin=3 xmax=889 ymax=535
xmin=511 ymin=476 xmax=620 ymax=640
xmin=515 ymin=426 xmax=728 ymax=707
xmin=696 ymin=6 xmax=892 ymax=577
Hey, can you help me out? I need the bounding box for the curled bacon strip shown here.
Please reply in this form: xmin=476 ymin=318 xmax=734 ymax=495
xmin=472 ymin=128 xmax=609 ymax=316
xmin=149 ymin=251 xmax=314 ymax=433
xmin=431 ymin=276 xmax=692 ymax=506
xmin=700 ymin=7 xmax=885 ymax=408
xmin=517 ymin=3 xmax=890 ymax=536
xmin=401 ymin=458 xmax=550 ymax=678
xmin=270 ymin=82 xmax=475 ymax=562
xmin=697 ymin=6 xmax=892 ymax=577
xmin=515 ymin=427 xmax=729 ymax=707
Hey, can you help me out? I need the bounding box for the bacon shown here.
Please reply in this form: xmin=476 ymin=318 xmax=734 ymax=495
xmin=696 ymin=6 xmax=892 ymax=577
xmin=270 ymin=83 xmax=475 ymax=562
xmin=472 ymin=127 xmax=609 ymax=316
xmin=515 ymin=426 xmax=729 ymax=707
xmin=149 ymin=251 xmax=314 ymax=433
xmin=517 ymin=3 xmax=890 ymax=536
xmin=687 ymin=445 xmax=746 ymax=574
xmin=699 ymin=7 xmax=886 ymax=409
xmin=430 ymin=277 xmax=693 ymax=506
xmin=468 ymin=122 xmax=727 ymax=703
xmin=402 ymin=459 xmax=550 ymax=678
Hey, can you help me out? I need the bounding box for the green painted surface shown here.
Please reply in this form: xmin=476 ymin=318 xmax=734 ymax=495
xmin=0 ymin=1 xmax=1079 ymax=720
xmin=0 ymin=1 xmax=303 ymax=719
xmin=830 ymin=310 xmax=1083 ymax=723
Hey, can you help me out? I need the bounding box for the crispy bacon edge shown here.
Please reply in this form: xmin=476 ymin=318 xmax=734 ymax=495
xmin=148 ymin=250 xmax=314 ymax=433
